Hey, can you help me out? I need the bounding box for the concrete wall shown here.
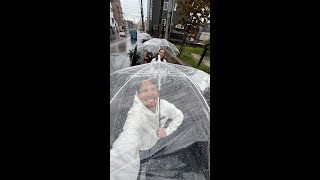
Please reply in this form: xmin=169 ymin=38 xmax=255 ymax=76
xmin=199 ymin=32 xmax=210 ymax=41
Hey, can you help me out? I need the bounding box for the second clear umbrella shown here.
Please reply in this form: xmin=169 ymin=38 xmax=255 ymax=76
xmin=139 ymin=33 xmax=152 ymax=42
xmin=137 ymin=38 xmax=180 ymax=57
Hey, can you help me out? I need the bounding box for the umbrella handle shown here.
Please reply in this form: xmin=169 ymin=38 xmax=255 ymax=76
xmin=159 ymin=98 xmax=161 ymax=127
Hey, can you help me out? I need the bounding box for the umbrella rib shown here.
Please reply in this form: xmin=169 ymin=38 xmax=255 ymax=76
xmin=110 ymin=63 xmax=143 ymax=76
xmin=163 ymin=63 xmax=210 ymax=112
xmin=110 ymin=65 xmax=150 ymax=104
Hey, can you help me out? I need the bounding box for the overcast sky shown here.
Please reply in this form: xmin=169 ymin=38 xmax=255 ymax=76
xmin=120 ymin=0 xmax=147 ymax=23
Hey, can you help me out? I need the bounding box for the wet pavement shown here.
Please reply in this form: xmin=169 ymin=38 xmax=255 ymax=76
xmin=110 ymin=34 xmax=143 ymax=74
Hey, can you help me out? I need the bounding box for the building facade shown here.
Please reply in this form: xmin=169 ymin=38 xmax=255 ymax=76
xmin=147 ymin=0 xmax=179 ymax=37
xmin=123 ymin=21 xmax=128 ymax=33
xmin=147 ymin=0 xmax=210 ymax=42
xmin=110 ymin=3 xmax=117 ymax=34
xmin=111 ymin=0 xmax=124 ymax=32
xmin=125 ymin=20 xmax=134 ymax=30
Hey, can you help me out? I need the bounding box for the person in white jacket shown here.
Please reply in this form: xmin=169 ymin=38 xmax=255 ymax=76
xmin=110 ymin=79 xmax=184 ymax=180
xmin=151 ymin=48 xmax=167 ymax=63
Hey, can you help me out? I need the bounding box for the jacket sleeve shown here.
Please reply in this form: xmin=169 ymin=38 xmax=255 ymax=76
xmin=110 ymin=111 xmax=143 ymax=175
xmin=162 ymin=100 xmax=184 ymax=136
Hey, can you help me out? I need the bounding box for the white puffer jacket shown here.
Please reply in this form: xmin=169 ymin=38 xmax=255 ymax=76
xmin=151 ymin=58 xmax=167 ymax=63
xmin=110 ymin=94 xmax=184 ymax=180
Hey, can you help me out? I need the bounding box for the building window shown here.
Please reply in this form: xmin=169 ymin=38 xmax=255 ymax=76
xmin=149 ymin=9 xmax=152 ymax=19
xmin=162 ymin=19 xmax=166 ymax=25
xmin=163 ymin=2 xmax=168 ymax=10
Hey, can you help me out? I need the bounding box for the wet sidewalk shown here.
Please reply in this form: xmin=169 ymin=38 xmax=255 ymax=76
xmin=110 ymin=33 xmax=119 ymax=43
xmin=109 ymin=34 xmax=140 ymax=74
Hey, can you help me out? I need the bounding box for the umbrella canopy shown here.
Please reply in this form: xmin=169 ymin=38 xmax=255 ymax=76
xmin=110 ymin=62 xmax=210 ymax=179
xmin=137 ymin=38 xmax=180 ymax=57
xmin=139 ymin=33 xmax=152 ymax=41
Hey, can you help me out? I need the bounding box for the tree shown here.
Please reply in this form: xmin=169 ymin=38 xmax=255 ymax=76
xmin=176 ymin=0 xmax=210 ymax=55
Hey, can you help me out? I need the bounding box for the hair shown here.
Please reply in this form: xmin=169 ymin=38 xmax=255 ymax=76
xmin=137 ymin=79 xmax=158 ymax=94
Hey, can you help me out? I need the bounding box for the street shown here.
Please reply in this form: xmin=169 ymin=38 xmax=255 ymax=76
xmin=110 ymin=34 xmax=142 ymax=74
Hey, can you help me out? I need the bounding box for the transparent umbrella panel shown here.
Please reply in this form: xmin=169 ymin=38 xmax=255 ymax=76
xmin=110 ymin=63 xmax=210 ymax=104
xmin=139 ymin=33 xmax=152 ymax=41
xmin=137 ymin=38 xmax=180 ymax=57
xmin=110 ymin=62 xmax=210 ymax=179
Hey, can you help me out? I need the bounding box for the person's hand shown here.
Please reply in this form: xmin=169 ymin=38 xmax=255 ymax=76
xmin=156 ymin=128 xmax=167 ymax=138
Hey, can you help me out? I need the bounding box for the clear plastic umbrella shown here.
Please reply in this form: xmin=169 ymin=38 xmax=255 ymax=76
xmin=110 ymin=62 xmax=210 ymax=179
xmin=139 ymin=33 xmax=152 ymax=41
xmin=137 ymin=38 xmax=180 ymax=57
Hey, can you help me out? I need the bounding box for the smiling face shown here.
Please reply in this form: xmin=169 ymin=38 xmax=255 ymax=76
xmin=137 ymin=81 xmax=159 ymax=109
xmin=158 ymin=49 xmax=165 ymax=59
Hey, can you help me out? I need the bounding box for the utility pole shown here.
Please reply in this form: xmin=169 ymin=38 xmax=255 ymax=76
xmin=197 ymin=43 xmax=210 ymax=68
xmin=158 ymin=0 xmax=164 ymax=38
xmin=165 ymin=0 xmax=173 ymax=40
xmin=149 ymin=0 xmax=153 ymax=36
xmin=194 ymin=27 xmax=202 ymax=47
xmin=140 ymin=0 xmax=145 ymax=31
xmin=168 ymin=0 xmax=176 ymax=39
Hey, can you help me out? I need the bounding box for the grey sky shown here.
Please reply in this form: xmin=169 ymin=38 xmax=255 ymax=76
xmin=120 ymin=0 xmax=147 ymax=23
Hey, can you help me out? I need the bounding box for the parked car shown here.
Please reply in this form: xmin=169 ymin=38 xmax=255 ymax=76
xmin=119 ymin=31 xmax=126 ymax=37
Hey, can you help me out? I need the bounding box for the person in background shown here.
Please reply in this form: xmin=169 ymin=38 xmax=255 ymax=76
xmin=143 ymin=48 xmax=153 ymax=63
xmin=151 ymin=48 xmax=167 ymax=63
